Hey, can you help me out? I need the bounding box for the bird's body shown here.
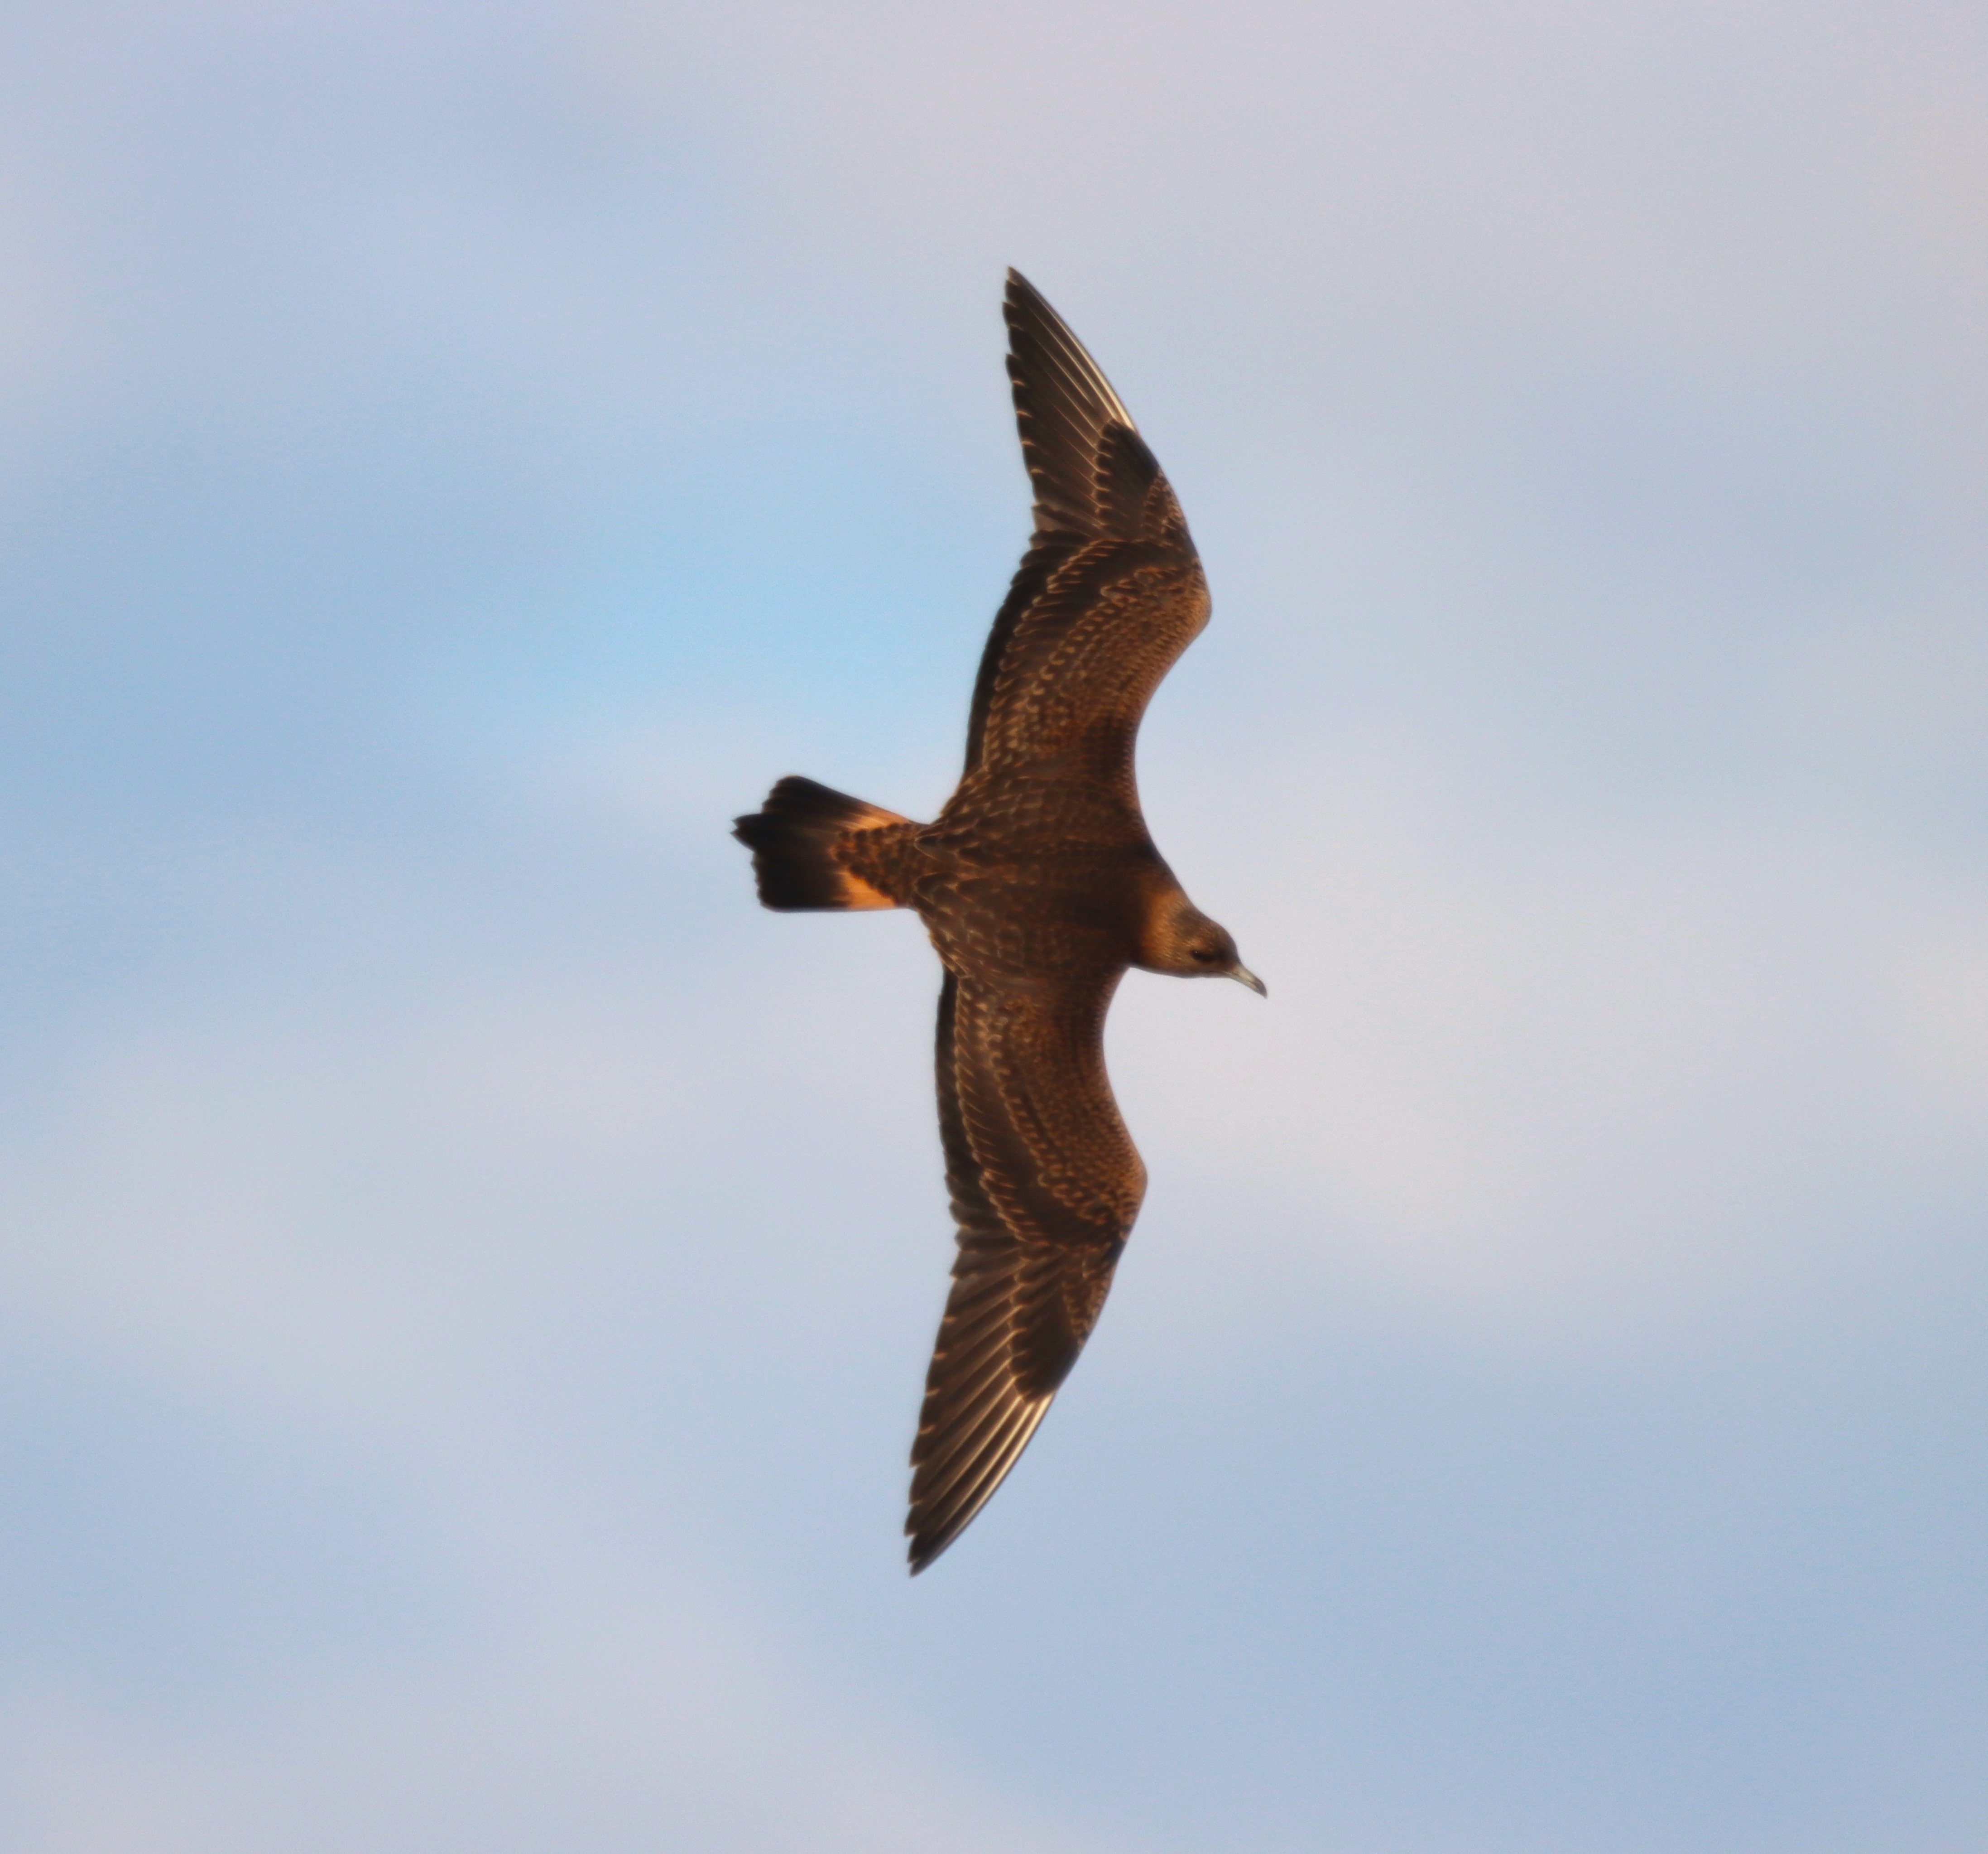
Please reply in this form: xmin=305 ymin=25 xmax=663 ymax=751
xmin=735 ymin=272 xmax=1259 ymax=1571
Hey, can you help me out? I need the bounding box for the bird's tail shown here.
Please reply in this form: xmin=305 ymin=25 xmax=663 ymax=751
xmin=732 ymin=776 xmax=910 ymax=911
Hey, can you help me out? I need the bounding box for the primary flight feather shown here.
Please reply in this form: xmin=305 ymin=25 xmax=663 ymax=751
xmin=734 ymin=271 xmax=1261 ymax=1573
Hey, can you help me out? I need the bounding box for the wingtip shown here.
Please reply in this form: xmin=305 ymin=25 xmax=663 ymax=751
xmin=1002 ymin=267 xmax=1042 ymax=323
xmin=906 ymin=1528 xmax=966 ymax=1577
xmin=906 ymin=1523 xmax=950 ymax=1576
xmin=1002 ymin=268 xmax=1064 ymax=331
xmin=905 ymin=1511 xmax=957 ymax=1575
xmin=997 ymin=270 xmax=1139 ymax=457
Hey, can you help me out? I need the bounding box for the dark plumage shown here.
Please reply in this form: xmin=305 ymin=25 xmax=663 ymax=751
xmin=734 ymin=271 xmax=1261 ymax=1573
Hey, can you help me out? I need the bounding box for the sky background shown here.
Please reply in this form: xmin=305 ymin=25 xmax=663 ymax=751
xmin=4 ymin=2 xmax=1987 ymax=1849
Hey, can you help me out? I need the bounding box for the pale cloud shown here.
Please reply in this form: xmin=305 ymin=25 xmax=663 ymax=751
xmin=1890 ymin=904 xmax=1988 ymax=1126
xmin=1095 ymin=756 xmax=1980 ymax=1345
xmin=1 ymin=1576 xmax=1125 ymax=1854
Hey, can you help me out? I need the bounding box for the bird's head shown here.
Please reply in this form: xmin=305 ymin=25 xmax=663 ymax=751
xmin=1140 ymin=896 xmax=1266 ymax=995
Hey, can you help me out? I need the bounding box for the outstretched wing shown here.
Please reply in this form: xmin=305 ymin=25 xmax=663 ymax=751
xmin=962 ymin=270 xmax=1211 ymax=778
xmin=908 ymin=967 xmax=1145 ymax=1573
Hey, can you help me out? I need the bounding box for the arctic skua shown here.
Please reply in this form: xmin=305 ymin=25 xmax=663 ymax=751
xmin=734 ymin=270 xmax=1260 ymax=1572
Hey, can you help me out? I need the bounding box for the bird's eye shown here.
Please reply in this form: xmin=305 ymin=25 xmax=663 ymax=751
xmin=1190 ymin=947 xmax=1220 ymax=964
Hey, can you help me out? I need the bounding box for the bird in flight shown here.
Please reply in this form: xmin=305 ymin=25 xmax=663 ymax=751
xmin=735 ymin=270 xmax=1261 ymax=1573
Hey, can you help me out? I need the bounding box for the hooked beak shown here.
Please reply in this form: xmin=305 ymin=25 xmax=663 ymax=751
xmin=1229 ymin=964 xmax=1267 ymax=997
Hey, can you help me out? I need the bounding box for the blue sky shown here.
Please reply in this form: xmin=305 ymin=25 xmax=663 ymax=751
xmin=4 ymin=2 xmax=1986 ymax=1849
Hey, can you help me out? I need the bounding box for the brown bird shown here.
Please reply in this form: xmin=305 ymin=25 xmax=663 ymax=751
xmin=734 ymin=270 xmax=1261 ymax=1573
